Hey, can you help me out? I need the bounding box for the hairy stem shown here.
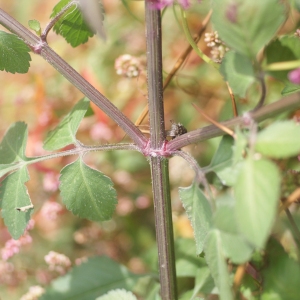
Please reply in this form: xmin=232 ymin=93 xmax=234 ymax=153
xmin=167 ymin=92 xmax=300 ymax=151
xmin=0 ymin=8 xmax=147 ymax=149
xmin=145 ymin=2 xmax=177 ymax=298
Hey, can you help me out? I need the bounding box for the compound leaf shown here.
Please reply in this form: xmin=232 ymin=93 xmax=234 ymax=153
xmin=0 ymin=31 xmax=31 ymax=74
xmin=234 ymin=158 xmax=280 ymax=248
xmin=59 ymin=158 xmax=117 ymax=222
xmin=179 ymin=182 xmax=213 ymax=255
xmin=41 ymin=256 xmax=140 ymax=300
xmin=0 ymin=167 xmax=33 ymax=239
xmin=43 ymin=98 xmax=90 ymax=151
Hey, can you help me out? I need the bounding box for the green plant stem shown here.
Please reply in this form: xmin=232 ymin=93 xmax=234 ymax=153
xmin=0 ymin=8 xmax=147 ymax=149
xmin=285 ymin=208 xmax=300 ymax=249
xmin=180 ymin=8 xmax=219 ymax=69
xmin=167 ymin=92 xmax=300 ymax=151
xmin=145 ymin=2 xmax=177 ymax=299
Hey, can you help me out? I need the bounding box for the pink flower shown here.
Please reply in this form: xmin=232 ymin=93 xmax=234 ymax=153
xmin=151 ymin=0 xmax=195 ymax=9
xmin=288 ymin=68 xmax=300 ymax=85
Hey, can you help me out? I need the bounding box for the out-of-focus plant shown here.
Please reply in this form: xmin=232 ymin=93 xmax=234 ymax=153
xmin=0 ymin=0 xmax=300 ymax=299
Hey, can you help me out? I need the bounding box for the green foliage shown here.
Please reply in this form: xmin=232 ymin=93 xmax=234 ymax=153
xmin=0 ymin=122 xmax=33 ymax=239
xmin=28 ymin=19 xmax=41 ymax=35
xmin=255 ymin=120 xmax=300 ymax=158
xmin=234 ymin=158 xmax=280 ymax=249
xmin=0 ymin=31 xmax=31 ymax=74
xmin=50 ymin=0 xmax=95 ymax=47
xmin=0 ymin=167 xmax=33 ymax=239
xmin=96 ymin=289 xmax=137 ymax=300
xmin=59 ymin=157 xmax=117 ymax=222
xmin=220 ymin=51 xmax=255 ymax=97
xmin=211 ymin=0 xmax=286 ymax=58
xmin=179 ymin=183 xmax=213 ymax=254
xmin=41 ymin=256 xmax=141 ymax=300
xmin=43 ymin=97 xmax=90 ymax=150
xmin=204 ymin=230 xmax=234 ymax=300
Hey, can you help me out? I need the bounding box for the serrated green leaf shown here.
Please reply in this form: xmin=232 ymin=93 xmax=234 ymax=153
xmin=28 ymin=19 xmax=41 ymax=35
xmin=211 ymin=0 xmax=286 ymax=58
xmin=0 ymin=122 xmax=28 ymax=163
xmin=255 ymin=120 xmax=300 ymax=158
xmin=0 ymin=167 xmax=33 ymax=239
xmin=96 ymin=289 xmax=137 ymax=300
xmin=234 ymin=158 xmax=280 ymax=248
xmin=51 ymin=0 xmax=95 ymax=47
xmin=220 ymin=51 xmax=255 ymax=97
xmin=179 ymin=183 xmax=213 ymax=255
xmin=59 ymin=158 xmax=117 ymax=222
xmin=0 ymin=31 xmax=31 ymax=74
xmin=40 ymin=256 xmax=140 ymax=300
xmin=43 ymin=98 xmax=90 ymax=151
xmin=204 ymin=229 xmax=234 ymax=300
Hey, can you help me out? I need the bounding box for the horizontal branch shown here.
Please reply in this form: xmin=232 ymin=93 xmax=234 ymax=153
xmin=0 ymin=8 xmax=147 ymax=149
xmin=167 ymin=92 xmax=300 ymax=151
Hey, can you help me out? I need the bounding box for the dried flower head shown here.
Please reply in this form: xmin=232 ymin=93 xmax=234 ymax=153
xmin=204 ymin=31 xmax=229 ymax=63
xmin=115 ymin=54 xmax=145 ymax=78
xmin=44 ymin=251 xmax=71 ymax=275
xmin=20 ymin=286 xmax=45 ymax=300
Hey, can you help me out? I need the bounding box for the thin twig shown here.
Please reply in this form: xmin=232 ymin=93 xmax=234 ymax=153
xmin=252 ymin=74 xmax=267 ymax=111
xmin=226 ymin=82 xmax=238 ymax=117
xmin=285 ymin=208 xmax=300 ymax=249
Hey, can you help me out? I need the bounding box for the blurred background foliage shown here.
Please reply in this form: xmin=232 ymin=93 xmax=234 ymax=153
xmin=0 ymin=0 xmax=300 ymax=299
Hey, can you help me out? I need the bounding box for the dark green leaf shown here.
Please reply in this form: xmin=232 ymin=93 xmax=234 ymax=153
xmin=59 ymin=158 xmax=117 ymax=222
xmin=179 ymin=183 xmax=213 ymax=254
xmin=265 ymin=36 xmax=300 ymax=83
xmin=220 ymin=51 xmax=255 ymax=97
xmin=261 ymin=239 xmax=300 ymax=300
xmin=96 ymin=289 xmax=137 ymax=300
xmin=211 ymin=0 xmax=286 ymax=58
xmin=41 ymin=256 xmax=140 ymax=300
xmin=281 ymin=83 xmax=300 ymax=96
xmin=0 ymin=122 xmax=28 ymax=163
xmin=204 ymin=229 xmax=234 ymax=300
xmin=191 ymin=267 xmax=215 ymax=297
xmin=234 ymin=158 xmax=280 ymax=248
xmin=43 ymin=98 xmax=90 ymax=151
xmin=51 ymin=0 xmax=95 ymax=47
xmin=255 ymin=120 xmax=300 ymax=158
xmin=0 ymin=167 xmax=33 ymax=239
xmin=0 ymin=31 xmax=31 ymax=74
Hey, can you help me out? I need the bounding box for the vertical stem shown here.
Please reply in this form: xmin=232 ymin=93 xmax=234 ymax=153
xmin=145 ymin=1 xmax=178 ymax=299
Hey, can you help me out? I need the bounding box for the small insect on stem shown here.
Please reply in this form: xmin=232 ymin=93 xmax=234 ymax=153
xmin=16 ymin=204 xmax=34 ymax=212
xmin=165 ymin=120 xmax=187 ymax=139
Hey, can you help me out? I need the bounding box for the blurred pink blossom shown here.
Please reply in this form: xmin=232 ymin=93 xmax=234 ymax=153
xmin=288 ymin=68 xmax=300 ymax=85
xmin=151 ymin=0 xmax=197 ymax=9
xmin=40 ymin=201 xmax=63 ymax=220
xmin=44 ymin=251 xmax=71 ymax=275
xmin=90 ymin=122 xmax=113 ymax=141
xmin=43 ymin=172 xmax=60 ymax=192
xmin=1 ymin=234 xmax=32 ymax=261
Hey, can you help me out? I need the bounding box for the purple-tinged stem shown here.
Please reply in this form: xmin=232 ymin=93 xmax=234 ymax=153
xmin=0 ymin=8 xmax=147 ymax=149
xmin=145 ymin=1 xmax=178 ymax=299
